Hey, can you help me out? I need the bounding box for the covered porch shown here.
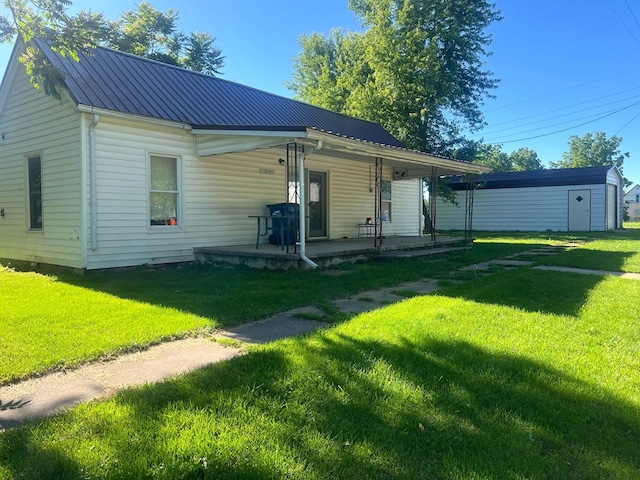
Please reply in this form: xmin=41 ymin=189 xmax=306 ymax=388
xmin=195 ymin=234 xmax=470 ymax=269
xmin=193 ymin=128 xmax=489 ymax=269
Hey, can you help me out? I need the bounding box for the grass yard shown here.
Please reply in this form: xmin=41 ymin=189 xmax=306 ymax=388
xmin=536 ymin=228 xmax=640 ymax=273
xmin=0 ymin=233 xmax=570 ymax=384
xmin=1 ymin=230 xmax=639 ymax=478
xmin=0 ymin=266 xmax=639 ymax=479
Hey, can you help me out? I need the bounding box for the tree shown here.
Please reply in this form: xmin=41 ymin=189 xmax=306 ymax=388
xmin=288 ymin=0 xmax=502 ymax=156
xmin=182 ymin=31 xmax=224 ymax=76
xmin=473 ymin=145 xmax=543 ymax=172
xmin=474 ymin=144 xmax=511 ymax=171
xmin=0 ymin=1 xmax=224 ymax=98
xmin=103 ymin=2 xmax=224 ymax=75
xmin=509 ymin=147 xmax=543 ymax=171
xmin=550 ymin=132 xmax=629 ymax=171
xmin=0 ymin=0 xmax=105 ymax=98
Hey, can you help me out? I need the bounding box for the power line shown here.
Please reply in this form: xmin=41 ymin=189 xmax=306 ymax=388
xmin=483 ymin=106 xmax=629 ymax=142
xmin=483 ymin=99 xmax=640 ymax=145
xmin=484 ymin=65 xmax=640 ymax=112
xmin=476 ymin=92 xmax=640 ymax=138
xmin=480 ymin=86 xmax=640 ymax=131
xmin=608 ymin=0 xmax=640 ymax=45
xmin=624 ymin=0 xmax=640 ymax=31
xmin=615 ymin=110 xmax=640 ymax=135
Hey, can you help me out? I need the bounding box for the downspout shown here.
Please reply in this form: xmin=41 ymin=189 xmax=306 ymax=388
xmin=298 ymin=141 xmax=323 ymax=268
xmin=89 ymin=114 xmax=99 ymax=250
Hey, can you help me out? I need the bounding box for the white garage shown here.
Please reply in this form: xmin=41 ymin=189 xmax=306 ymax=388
xmin=437 ymin=166 xmax=624 ymax=232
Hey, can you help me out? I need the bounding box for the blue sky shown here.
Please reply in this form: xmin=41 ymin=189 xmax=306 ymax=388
xmin=1 ymin=1 xmax=638 ymax=185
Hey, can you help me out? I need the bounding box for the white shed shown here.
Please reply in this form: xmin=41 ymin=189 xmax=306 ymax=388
xmin=437 ymin=166 xmax=624 ymax=232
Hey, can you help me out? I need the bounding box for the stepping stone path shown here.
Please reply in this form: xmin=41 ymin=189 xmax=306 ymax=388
xmin=1 ymin=241 xmax=632 ymax=431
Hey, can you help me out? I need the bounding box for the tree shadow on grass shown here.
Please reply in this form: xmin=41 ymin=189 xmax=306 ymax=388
xmin=16 ymin=238 xmax=558 ymax=328
xmin=440 ymin=267 xmax=604 ymax=316
xmin=2 ymin=333 xmax=638 ymax=479
xmin=539 ymin=249 xmax=640 ymax=272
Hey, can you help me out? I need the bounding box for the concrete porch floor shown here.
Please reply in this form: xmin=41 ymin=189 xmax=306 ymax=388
xmin=195 ymin=235 xmax=471 ymax=269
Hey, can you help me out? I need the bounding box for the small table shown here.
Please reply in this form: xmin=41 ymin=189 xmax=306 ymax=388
xmin=357 ymin=223 xmax=375 ymax=238
xmin=249 ymin=215 xmax=297 ymax=251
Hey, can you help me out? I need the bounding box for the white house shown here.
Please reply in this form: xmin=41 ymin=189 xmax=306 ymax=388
xmin=0 ymin=40 xmax=487 ymax=270
xmin=437 ymin=167 xmax=624 ymax=232
xmin=624 ymin=184 xmax=640 ymax=222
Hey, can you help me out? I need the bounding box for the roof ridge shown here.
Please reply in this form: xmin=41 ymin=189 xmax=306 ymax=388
xmin=77 ymin=44 xmax=393 ymax=133
xmin=32 ymin=39 xmax=405 ymax=148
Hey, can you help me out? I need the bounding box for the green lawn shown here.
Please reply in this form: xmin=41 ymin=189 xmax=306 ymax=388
xmin=0 ymin=234 xmax=560 ymax=384
xmin=1 ymin=266 xmax=639 ymax=479
xmin=1 ymin=231 xmax=639 ymax=478
xmin=536 ymin=229 xmax=640 ymax=273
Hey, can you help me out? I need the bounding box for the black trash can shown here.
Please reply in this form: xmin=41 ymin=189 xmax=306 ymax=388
xmin=266 ymin=203 xmax=299 ymax=246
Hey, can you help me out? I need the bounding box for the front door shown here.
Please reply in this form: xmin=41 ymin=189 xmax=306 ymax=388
xmin=568 ymin=189 xmax=591 ymax=231
xmin=308 ymin=170 xmax=327 ymax=238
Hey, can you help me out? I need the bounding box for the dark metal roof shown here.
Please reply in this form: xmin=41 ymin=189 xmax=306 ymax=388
xmin=446 ymin=166 xmax=616 ymax=191
xmin=41 ymin=42 xmax=403 ymax=147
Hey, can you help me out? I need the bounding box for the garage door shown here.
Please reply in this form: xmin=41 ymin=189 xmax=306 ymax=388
xmin=607 ymin=184 xmax=617 ymax=230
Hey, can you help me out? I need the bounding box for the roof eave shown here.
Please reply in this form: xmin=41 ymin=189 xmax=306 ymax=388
xmin=305 ymin=129 xmax=491 ymax=176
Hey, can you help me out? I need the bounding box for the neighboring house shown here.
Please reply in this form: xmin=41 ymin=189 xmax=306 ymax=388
xmin=623 ymin=184 xmax=640 ymax=222
xmin=437 ymin=167 xmax=624 ymax=232
xmin=0 ymin=41 xmax=487 ymax=270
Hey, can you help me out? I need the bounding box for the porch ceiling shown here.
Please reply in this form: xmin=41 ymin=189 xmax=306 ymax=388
xmin=193 ymin=127 xmax=490 ymax=178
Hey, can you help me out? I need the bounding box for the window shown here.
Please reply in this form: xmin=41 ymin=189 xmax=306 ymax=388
xmin=149 ymin=155 xmax=179 ymax=226
xmin=635 ymin=209 xmax=640 ymax=216
xmin=636 ymin=194 xmax=639 ymax=203
xmin=27 ymin=155 xmax=42 ymax=230
xmin=381 ymin=180 xmax=391 ymax=221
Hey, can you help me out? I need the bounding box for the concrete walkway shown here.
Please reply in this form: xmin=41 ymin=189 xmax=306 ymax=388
xmin=0 ymin=276 xmax=441 ymax=431
xmin=533 ymin=265 xmax=640 ymax=280
xmin=1 ymin=244 xmax=635 ymax=431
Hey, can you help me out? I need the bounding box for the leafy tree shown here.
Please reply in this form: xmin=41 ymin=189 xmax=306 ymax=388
xmin=474 ymin=145 xmax=544 ymax=172
xmin=182 ymin=31 xmax=224 ymax=76
xmin=103 ymin=2 xmax=224 ymax=75
xmin=510 ymin=147 xmax=543 ymax=171
xmin=474 ymin=144 xmax=511 ymax=171
xmin=288 ymin=0 xmax=502 ymax=156
xmin=550 ymin=132 xmax=629 ymax=171
xmin=0 ymin=1 xmax=224 ymax=98
xmin=0 ymin=0 xmax=105 ymax=98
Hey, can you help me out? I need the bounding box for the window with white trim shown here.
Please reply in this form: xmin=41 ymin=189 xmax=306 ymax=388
xmin=149 ymin=155 xmax=179 ymax=226
xmin=381 ymin=180 xmax=391 ymax=221
xmin=28 ymin=155 xmax=43 ymax=230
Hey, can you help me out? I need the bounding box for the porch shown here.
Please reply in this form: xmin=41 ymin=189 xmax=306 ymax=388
xmin=195 ymin=235 xmax=471 ymax=269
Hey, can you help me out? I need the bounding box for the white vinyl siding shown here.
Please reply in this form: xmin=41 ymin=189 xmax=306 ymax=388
xmin=0 ymin=62 xmax=83 ymax=267
xmin=437 ymin=184 xmax=609 ymax=232
xmin=306 ymin=155 xmax=421 ymax=238
xmin=86 ymin=118 xmax=292 ymax=269
xmin=86 ymin=126 xmax=426 ymax=270
xmin=389 ymin=179 xmax=422 ymax=235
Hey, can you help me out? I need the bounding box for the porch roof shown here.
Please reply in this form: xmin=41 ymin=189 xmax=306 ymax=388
xmin=36 ymin=39 xmax=488 ymax=177
xmin=192 ymin=128 xmax=490 ymax=176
